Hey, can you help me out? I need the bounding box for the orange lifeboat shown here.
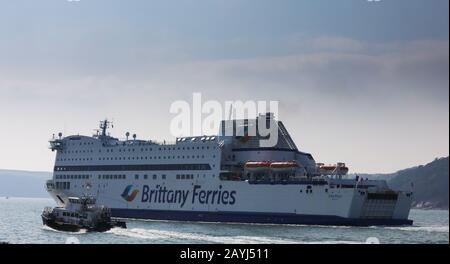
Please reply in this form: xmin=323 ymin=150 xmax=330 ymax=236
xmin=320 ymin=165 xmax=337 ymax=170
xmin=244 ymin=161 xmax=271 ymax=171
xmin=318 ymin=163 xmax=349 ymax=175
xmin=270 ymin=161 xmax=299 ymax=171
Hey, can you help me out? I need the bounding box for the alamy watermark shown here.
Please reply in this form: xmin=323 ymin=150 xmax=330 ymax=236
xmin=169 ymin=93 xmax=279 ymax=147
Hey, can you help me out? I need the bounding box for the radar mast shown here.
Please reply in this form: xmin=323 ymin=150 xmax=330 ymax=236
xmin=99 ymin=119 xmax=113 ymax=138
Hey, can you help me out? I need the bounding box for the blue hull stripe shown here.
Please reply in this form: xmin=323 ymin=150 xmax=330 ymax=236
xmin=111 ymin=209 xmax=413 ymax=226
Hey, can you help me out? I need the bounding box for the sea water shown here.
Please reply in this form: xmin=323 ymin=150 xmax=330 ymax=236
xmin=0 ymin=197 xmax=448 ymax=244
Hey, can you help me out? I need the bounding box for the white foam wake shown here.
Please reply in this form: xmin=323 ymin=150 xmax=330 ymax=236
xmin=108 ymin=227 xmax=296 ymax=243
xmin=386 ymin=225 xmax=449 ymax=233
xmin=42 ymin=225 xmax=87 ymax=235
xmin=108 ymin=227 xmax=362 ymax=244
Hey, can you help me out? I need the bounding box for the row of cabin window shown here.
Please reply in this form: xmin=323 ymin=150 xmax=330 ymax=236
xmin=73 ymin=141 xmax=94 ymax=146
xmin=98 ymin=174 xmax=200 ymax=180
xmin=99 ymin=174 xmax=126 ymax=180
xmin=60 ymin=145 xmax=216 ymax=155
xmin=57 ymin=158 xmax=94 ymax=161
xmin=140 ymin=174 xmax=166 ymax=180
xmin=65 ymin=142 xmax=94 ymax=146
xmin=56 ymin=155 xmax=215 ymax=162
xmin=54 ymin=163 xmax=212 ymax=172
xmin=61 ymin=150 xmax=94 ymax=154
xmin=99 ymin=174 xmax=168 ymax=180
xmin=55 ymin=174 xmax=91 ymax=180
xmin=98 ymin=174 xmax=199 ymax=180
xmin=176 ymin=174 xmax=194 ymax=180
xmin=111 ymin=146 xmax=216 ymax=152
xmin=55 ymin=174 xmax=214 ymax=184
xmin=97 ymin=155 xmax=213 ymax=161
xmin=55 ymin=182 xmax=70 ymax=189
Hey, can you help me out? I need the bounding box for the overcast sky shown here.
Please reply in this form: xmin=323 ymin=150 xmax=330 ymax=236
xmin=0 ymin=0 xmax=448 ymax=173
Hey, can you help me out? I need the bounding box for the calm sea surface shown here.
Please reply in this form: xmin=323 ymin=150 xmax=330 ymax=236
xmin=0 ymin=197 xmax=448 ymax=244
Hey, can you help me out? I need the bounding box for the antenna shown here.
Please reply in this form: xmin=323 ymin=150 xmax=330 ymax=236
xmin=99 ymin=119 xmax=111 ymax=137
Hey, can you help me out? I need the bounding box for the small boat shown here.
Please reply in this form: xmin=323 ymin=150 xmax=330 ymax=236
xmin=41 ymin=196 xmax=126 ymax=232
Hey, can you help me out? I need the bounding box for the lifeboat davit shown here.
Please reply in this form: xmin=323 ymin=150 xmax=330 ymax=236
xmin=270 ymin=161 xmax=299 ymax=171
xmin=244 ymin=161 xmax=271 ymax=171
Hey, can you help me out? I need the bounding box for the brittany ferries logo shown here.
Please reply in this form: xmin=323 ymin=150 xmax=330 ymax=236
xmin=121 ymin=185 xmax=140 ymax=202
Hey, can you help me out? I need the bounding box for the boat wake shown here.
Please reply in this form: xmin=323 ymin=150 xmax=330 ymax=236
xmin=385 ymin=225 xmax=449 ymax=233
xmin=108 ymin=227 xmax=295 ymax=243
xmin=42 ymin=225 xmax=87 ymax=235
xmin=107 ymin=227 xmax=362 ymax=244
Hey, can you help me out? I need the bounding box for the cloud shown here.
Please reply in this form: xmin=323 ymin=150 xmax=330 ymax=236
xmin=143 ymin=39 xmax=449 ymax=104
xmin=1 ymin=37 xmax=447 ymax=122
xmin=0 ymin=37 xmax=448 ymax=172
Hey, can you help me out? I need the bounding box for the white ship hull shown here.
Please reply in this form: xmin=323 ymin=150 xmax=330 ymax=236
xmin=46 ymin=116 xmax=413 ymax=226
xmin=48 ymin=179 xmax=412 ymax=225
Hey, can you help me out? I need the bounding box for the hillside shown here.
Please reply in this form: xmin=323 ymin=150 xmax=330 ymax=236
xmin=388 ymin=157 xmax=449 ymax=209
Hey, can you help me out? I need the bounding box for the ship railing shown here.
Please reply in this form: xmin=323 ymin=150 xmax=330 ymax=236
xmin=151 ymin=140 xmax=176 ymax=146
xmin=311 ymin=175 xmax=328 ymax=181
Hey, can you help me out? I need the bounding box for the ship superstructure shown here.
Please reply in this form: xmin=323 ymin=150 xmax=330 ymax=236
xmin=46 ymin=114 xmax=413 ymax=226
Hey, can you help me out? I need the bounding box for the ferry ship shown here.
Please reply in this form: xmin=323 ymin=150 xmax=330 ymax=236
xmin=46 ymin=113 xmax=413 ymax=226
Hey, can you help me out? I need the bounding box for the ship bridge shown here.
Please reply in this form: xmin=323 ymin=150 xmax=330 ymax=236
xmin=217 ymin=113 xmax=317 ymax=177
